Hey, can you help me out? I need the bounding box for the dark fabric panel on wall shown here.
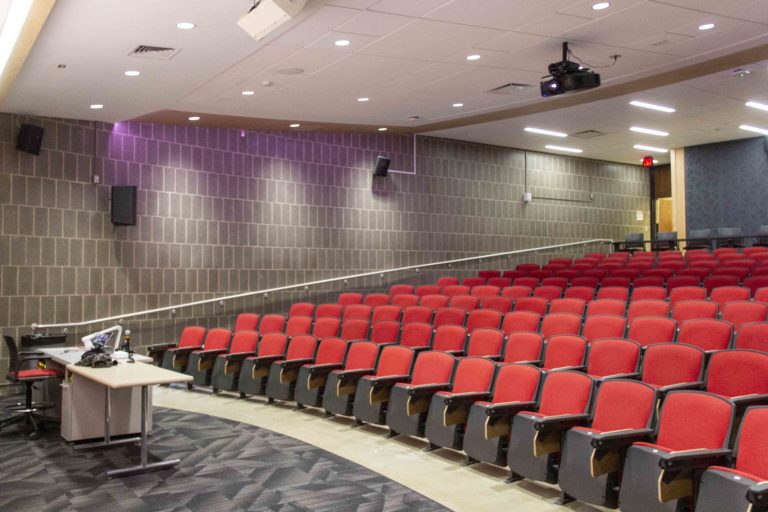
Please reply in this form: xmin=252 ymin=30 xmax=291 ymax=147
xmin=685 ymin=136 xmax=768 ymax=235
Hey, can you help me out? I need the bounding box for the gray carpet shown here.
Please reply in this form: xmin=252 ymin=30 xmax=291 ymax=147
xmin=0 ymin=402 xmax=448 ymax=512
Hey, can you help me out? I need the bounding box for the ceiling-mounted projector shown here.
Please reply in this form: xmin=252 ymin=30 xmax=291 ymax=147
xmin=540 ymin=42 xmax=601 ymax=97
xmin=237 ymin=0 xmax=307 ymax=41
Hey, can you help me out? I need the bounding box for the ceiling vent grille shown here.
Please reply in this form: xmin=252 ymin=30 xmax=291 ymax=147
xmin=128 ymin=45 xmax=180 ymax=60
xmin=487 ymin=82 xmax=533 ymax=95
xmin=570 ymin=129 xmax=605 ymax=139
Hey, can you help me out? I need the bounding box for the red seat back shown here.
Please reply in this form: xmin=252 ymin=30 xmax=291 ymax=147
xmin=487 ymin=277 xmax=512 ymax=288
xmin=466 ymin=309 xmax=502 ymax=333
xmin=706 ymin=350 xmax=768 ymax=398
xmin=513 ymin=277 xmax=540 ymax=288
xmin=436 ymin=276 xmax=459 ymax=287
xmin=402 ymin=305 xmax=434 ymax=325
xmin=228 ymin=331 xmax=259 ymax=354
xmin=590 ymin=380 xmax=656 ymax=432
xmin=289 ymin=303 xmax=315 ymax=318
xmin=704 ymin=275 xmax=740 ymax=294
xmin=586 ymin=299 xmax=626 ymax=317
xmin=537 ymin=371 xmax=594 ymax=417
xmin=449 ymin=295 xmax=480 ymax=312
xmin=548 ymin=298 xmax=586 ymax=316
xmin=363 ymin=294 xmax=391 ymax=307
xmin=533 ymin=285 xmax=563 ymax=301
xmin=202 ymin=329 xmax=231 ymax=351
xmin=434 ymin=307 xmax=467 ymax=328
xmin=451 ymin=357 xmax=495 ymax=394
xmin=668 ymin=286 xmax=707 ymax=306
xmin=734 ymin=407 xmax=768 ymax=481
xmin=655 ymin=391 xmax=733 ymax=451
xmin=627 ymin=317 xmax=677 ymax=346
xmin=480 ymin=296 xmax=513 ymax=313
xmin=466 ymin=328 xmax=504 ymax=358
xmin=501 ymin=311 xmax=541 ymax=335
xmin=391 ymin=294 xmax=419 ymax=308
xmin=462 ymin=277 xmax=486 ymax=287
xmin=641 ymin=343 xmax=704 ymax=388
xmin=416 ymin=285 xmax=442 ymax=296
xmin=340 ymin=319 xmax=370 ymax=340
xmin=178 ymin=326 xmax=206 ymax=348
xmin=342 ymin=304 xmax=372 ymax=322
xmin=432 ymin=325 xmax=468 ymax=352
xmin=285 ymin=316 xmax=312 ymax=337
xmin=540 ymin=313 xmax=582 ymax=340
xmin=257 ymin=333 xmax=288 ymax=357
xmin=419 ymin=294 xmax=449 ymax=310
xmin=285 ymin=335 xmax=318 ymax=360
xmin=627 ymin=299 xmax=670 ymax=322
xmin=514 ymin=296 xmax=549 ymax=316
xmin=399 ymin=322 xmax=432 ymax=349
xmin=491 ymin=363 xmax=542 ymax=404
xmin=234 ymin=314 xmax=259 ymax=332
xmin=596 ymin=286 xmax=629 ymax=301
xmin=563 ymin=286 xmax=595 ymax=302
xmin=312 ymin=317 xmax=341 ymax=338
xmin=371 ymin=305 xmax=403 ymax=324
xmin=502 ymin=285 xmax=533 ymax=300
xmin=710 ymin=286 xmax=750 ymax=307
xmin=316 ymin=303 xmax=343 ymax=319
xmin=338 ymin=293 xmax=363 ymax=306
xmin=470 ymin=285 xmax=500 ymax=298
xmin=343 ymin=341 xmax=379 ymax=370
xmin=722 ymin=301 xmax=768 ymax=330
xmin=442 ymin=285 xmax=470 ymax=297
xmin=582 ymin=315 xmax=627 ymax=343
xmin=478 ymin=270 xmax=501 ymax=279
xmin=672 ymin=300 xmax=718 ymax=323
xmin=542 ymin=335 xmax=588 ymax=370
xmin=410 ymin=351 xmax=456 ymax=386
xmin=503 ymin=331 xmax=544 ymax=363
xmin=369 ymin=320 xmax=400 ymax=345
xmin=677 ymin=319 xmax=733 ymax=352
xmin=375 ymin=345 xmax=414 ymax=377
xmin=314 ymin=337 xmax=347 ymax=365
xmin=631 ymin=286 xmax=666 ymax=301
xmin=389 ymin=284 xmax=414 ymax=296
xmin=735 ymin=322 xmax=768 ymax=352
xmin=587 ymin=338 xmax=641 ymax=378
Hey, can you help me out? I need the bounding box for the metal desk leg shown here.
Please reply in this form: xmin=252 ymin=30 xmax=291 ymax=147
xmin=107 ymin=385 xmax=181 ymax=477
xmin=75 ymin=385 xmax=139 ymax=450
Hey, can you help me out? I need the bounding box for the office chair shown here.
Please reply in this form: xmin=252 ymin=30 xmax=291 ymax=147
xmin=1 ymin=335 xmax=63 ymax=439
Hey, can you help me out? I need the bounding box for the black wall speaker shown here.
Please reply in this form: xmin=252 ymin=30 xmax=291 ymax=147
xmin=16 ymin=124 xmax=44 ymax=155
xmin=374 ymin=155 xmax=391 ymax=177
xmin=111 ymin=186 xmax=137 ymax=226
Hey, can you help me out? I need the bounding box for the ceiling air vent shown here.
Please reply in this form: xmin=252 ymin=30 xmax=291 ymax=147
xmin=570 ymin=129 xmax=605 ymax=139
xmin=128 ymin=45 xmax=180 ymax=60
xmin=487 ymin=82 xmax=533 ymax=95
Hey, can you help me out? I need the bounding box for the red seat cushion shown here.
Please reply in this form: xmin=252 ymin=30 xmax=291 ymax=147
xmin=12 ymin=368 xmax=63 ymax=379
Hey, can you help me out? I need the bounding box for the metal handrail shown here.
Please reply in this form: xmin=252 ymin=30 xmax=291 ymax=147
xmin=33 ymin=239 xmax=613 ymax=330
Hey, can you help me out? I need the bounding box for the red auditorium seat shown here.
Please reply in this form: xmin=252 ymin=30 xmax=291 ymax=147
xmin=462 ymin=277 xmax=486 ymax=287
xmin=152 ymin=326 xmax=207 ymax=371
xmin=436 ymin=277 xmax=459 ymax=287
xmin=471 ymin=285 xmax=501 ymax=297
xmin=501 ymin=311 xmax=542 ymax=335
xmin=533 ymin=285 xmax=563 ymax=301
xmin=315 ymin=303 xmax=343 ymax=319
xmin=516 ymin=263 xmax=541 ymax=273
xmin=419 ymin=293 xmax=449 ymax=310
xmin=571 ymin=277 xmax=599 ymax=288
xmin=487 ymin=277 xmax=512 ymax=288
xmin=234 ymin=313 xmax=260 ymax=332
xmin=513 ymin=277 xmax=540 ymax=288
xmin=502 ymin=270 xmax=526 ymax=280
xmin=449 ymin=295 xmax=480 ymax=312
xmin=586 ymin=299 xmax=626 ymax=317
xmin=389 ymin=284 xmax=414 ymax=296
xmin=627 ymin=317 xmax=677 ymax=346
xmin=352 ymin=345 xmax=415 ymax=426
xmin=668 ymin=286 xmax=707 ymax=305
xmin=399 ymin=322 xmax=433 ymax=351
xmin=666 ymin=275 xmax=701 ymax=293
xmin=613 ymin=269 xmax=641 ymax=280
xmin=371 ymin=305 xmax=402 ymax=323
xmin=583 ymin=269 xmax=608 ymax=280
xmin=340 ymin=319 xmax=370 ymax=340
xmin=293 ymin=337 xmax=349 ymax=409
xmin=677 ymin=319 xmax=734 ymax=352
xmin=542 ymin=277 xmax=568 ymax=289
xmin=601 ymin=276 xmax=631 ymax=288
xmin=627 ymin=299 xmax=669 ymax=322
xmin=582 ymin=315 xmax=627 ymax=344
xmin=184 ymin=328 xmax=233 ymax=387
xmin=706 ymin=350 xmax=768 ymax=412
xmin=431 ymin=325 xmax=468 ymax=355
xmin=416 ymin=284 xmax=442 ymax=296
xmin=745 ymin=276 xmax=768 ymax=297
xmin=514 ymin=296 xmax=549 ymax=316
xmin=540 ymin=313 xmax=582 ymax=340
xmin=714 ymin=266 xmax=750 ymax=280
xmin=586 ymin=338 xmax=641 ymax=379
xmin=480 ymin=295 xmax=513 ymax=313
xmin=285 ymin=316 xmax=313 ymax=337
xmin=478 ymin=270 xmax=501 ymax=279
xmin=630 ymin=286 xmax=666 ymax=301
xmin=264 ymin=335 xmax=320 ymax=403
xmin=363 ymin=293 xmax=390 ymax=307
xmin=755 ymin=287 xmax=768 ymax=303
xmin=342 ymin=304 xmax=372 ymax=322
xmin=677 ymin=267 xmax=711 ymax=279
xmin=555 ymin=269 xmax=580 ymax=281
xmin=442 ymin=285 xmax=471 ymax=297
xmin=548 ymin=298 xmax=587 ymax=316
xmin=744 ymin=246 xmax=768 ymax=257
xmin=690 ymin=259 xmax=718 ymax=271
xmin=402 ymin=305 xmax=434 ymax=325
xmin=369 ymin=320 xmax=400 ymax=345
xmin=722 ymin=301 xmax=768 ymax=330
xmin=259 ymin=314 xmax=286 ymax=334
xmin=466 ymin=309 xmax=502 ymax=333
xmin=672 ymin=300 xmax=718 ymax=323
xmin=709 ymin=286 xmax=750 ymax=308
xmin=391 ymin=294 xmax=419 ymax=308
xmin=542 ymin=335 xmax=588 ymax=370
xmin=288 ymin=303 xmax=315 ymax=318
xmin=501 ymin=285 xmax=533 ymax=300
xmin=322 ymin=341 xmax=380 ymax=416
xmin=640 ymin=343 xmax=705 ymax=398
xmin=734 ymin=322 xmax=768 ymax=352
xmin=238 ymin=333 xmax=289 ymax=397
xmin=714 ymin=247 xmax=739 ymax=258
xmin=311 ymin=317 xmax=341 ymax=338
xmin=210 ymin=330 xmax=260 ymax=393
xmin=549 ymin=258 xmax=573 ymax=266
xmin=433 ymin=307 xmax=467 ymax=328
xmin=632 ymin=276 xmax=664 ymax=288
xmin=564 ymin=285 xmax=596 ymax=301
xmin=337 ymin=293 xmax=363 ymax=306
xmin=502 ymin=332 xmax=545 ymax=365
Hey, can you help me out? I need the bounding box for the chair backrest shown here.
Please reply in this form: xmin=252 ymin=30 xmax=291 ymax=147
xmin=338 ymin=292 xmax=363 ymax=306
xmin=501 ymin=311 xmax=541 ymax=336
xmin=633 ymin=276 xmax=665 ymax=289
xmin=582 ymin=314 xmax=627 ymax=343
xmin=451 ymin=357 xmax=495 ymax=394
xmin=466 ymin=328 xmax=505 ymax=358
xmin=402 ymin=305 xmax=434 ymax=325
xmin=479 ymin=270 xmax=501 ymax=279
xmin=471 ymin=285 xmax=501 ymax=298
xmin=375 ymin=345 xmax=414 ymax=377
xmin=590 ymin=380 xmax=656 ymax=432
xmin=563 ymin=286 xmax=595 ymax=302
xmin=464 ymin=277 xmax=487 ymax=286
xmin=436 ymin=276 xmax=459 ymax=287
xmin=503 ymin=270 xmax=526 ymax=280
xmin=641 ymin=343 xmax=704 ymax=388
xmin=311 ymin=317 xmax=341 ymax=338
xmin=369 ymin=320 xmax=400 ymax=345
xmin=487 ymin=277 xmax=512 ymax=288
xmin=513 ymin=277 xmax=540 ymax=288
xmin=442 ymin=285 xmax=471 ymax=297
xmin=389 ymin=284 xmax=414 ymax=296
xmin=203 ymin=328 xmax=232 ymax=351
xmin=466 ymin=309 xmax=502 ymax=333
xmin=285 ymin=316 xmax=313 ymax=337
xmin=342 ymin=304 xmax=372 ymax=322
xmin=491 ymin=363 xmax=542 ymax=404
xmin=449 ymin=295 xmax=480 ymax=312
xmin=706 ymin=350 xmax=768 ymax=398
xmin=480 ymin=296 xmax=513 ymax=313
xmin=542 ymin=335 xmax=588 ymax=370
xmin=655 ymin=391 xmax=733 ymax=451
xmin=416 ymin=285 xmax=442 ymax=296
xmin=756 ymin=287 xmax=768 ymax=303
xmin=4 ymin=336 xmax=19 ymax=371
xmin=533 ymin=285 xmax=563 ymax=301
xmin=503 ymin=331 xmax=545 ymax=363
xmin=363 ymin=293 xmax=391 ymax=307
xmin=514 ymin=296 xmax=549 ymax=316
xmin=601 ymin=277 xmax=631 ymax=288
xmin=234 ymin=313 xmax=259 ymax=332
xmin=596 ymin=286 xmax=630 ymax=301
xmin=285 ymin=335 xmax=318 ymax=360
xmin=257 ymin=333 xmax=288 ymax=357
xmin=745 ymin=276 xmax=768 ymax=297
xmin=399 ymin=322 xmax=433 ymax=349
xmin=501 ymin=285 xmax=533 ymax=300
xmin=433 ymin=307 xmax=467 ymax=328
xmin=704 ymin=275 xmax=740 ymax=294
xmin=314 ymin=337 xmax=348 ymax=365
xmin=259 ymin=314 xmax=286 ymax=334
xmin=315 ymin=303 xmax=343 ymax=319
xmin=178 ymin=326 xmax=206 ymax=348
xmin=419 ymin=294 xmax=449 ymax=310
xmin=540 ymin=312 xmax=582 ymax=340
xmin=343 ymin=341 xmax=379 ymax=370
xmin=710 ymin=286 xmax=750 ymax=307
xmin=548 ymin=298 xmax=587 ymax=316
xmin=431 ymin=325 xmax=468 ymax=352
xmin=571 ymin=277 xmax=599 ymax=289
xmin=516 ymin=263 xmax=540 ymax=273
xmin=668 ymin=286 xmax=707 ymax=305
xmin=672 ymin=300 xmax=718 ymax=323
xmin=537 ymin=370 xmax=594 ymax=416
xmin=391 ymin=294 xmax=419 ymax=308
xmin=586 ymin=338 xmax=641 ymax=378
xmin=627 ymin=317 xmax=677 ymax=346
xmin=410 ymin=351 xmax=456 ymax=386
xmin=631 ymin=286 xmax=666 ymax=301
xmin=627 ymin=299 xmax=670 ymax=322
xmin=289 ymin=303 xmax=315 ymax=318
xmin=735 ymin=322 xmax=768 ymax=352
xmin=733 ymin=407 xmax=768 ymax=481
xmin=371 ymin=305 xmax=403 ymax=324
xmin=340 ymin=319 xmax=370 ymax=340
xmin=228 ymin=331 xmax=260 ymax=354
xmin=722 ymin=301 xmax=768 ymax=330
xmin=586 ymin=299 xmax=626 ymax=317
xmin=677 ymin=319 xmax=733 ymax=351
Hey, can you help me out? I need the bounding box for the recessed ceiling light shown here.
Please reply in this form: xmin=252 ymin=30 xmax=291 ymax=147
xmin=640 ymin=159 xmax=659 ymax=164
xmin=90 ymin=104 xmax=103 ymax=110
xmin=633 ymin=144 xmax=668 ymax=153
xmin=545 ymin=144 xmax=583 ymax=154
xmin=378 ymin=127 xmax=387 ymax=132
xmin=592 ymin=2 xmax=610 ymax=10
xmin=629 ymin=100 xmax=676 ymax=113
xmin=525 ymin=127 xmax=568 ymax=138
xmin=466 ymin=54 xmax=481 ymax=61
xmin=740 ymin=124 xmax=768 ymax=136
xmin=188 ymin=116 xmax=200 ymax=121
xmin=630 ymin=126 xmax=669 ymax=137
xmin=0 ymin=0 xmax=34 ymax=77
xmin=334 ymin=39 xmax=351 ymax=47
xmin=452 ymin=103 xmax=464 ymax=108
xmin=289 ymin=123 xmax=300 ymax=128
xmin=746 ymin=101 xmax=768 ymax=112
xmin=357 ymin=97 xmax=369 ymax=102
xmin=698 ymin=23 xmax=715 ymax=31
xmin=124 ymin=70 xmax=140 ymax=77
xmin=176 ymin=22 xmax=196 ymax=30
xmin=242 ymin=90 xmax=255 ymax=96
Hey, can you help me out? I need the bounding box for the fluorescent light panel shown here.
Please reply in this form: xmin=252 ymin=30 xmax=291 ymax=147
xmin=746 ymin=101 xmax=768 ymax=112
xmin=630 ymin=126 xmax=669 ymax=137
xmin=633 ymin=144 xmax=668 ymax=153
xmin=545 ymin=144 xmax=582 ymax=154
xmin=525 ymin=127 xmax=567 ymax=138
xmin=629 ymin=100 xmax=675 ymax=113
xmin=740 ymin=124 xmax=768 ymax=136
xmin=0 ymin=0 xmax=33 ymax=77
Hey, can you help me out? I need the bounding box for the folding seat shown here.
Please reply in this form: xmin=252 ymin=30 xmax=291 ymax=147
xmin=424 ymin=357 xmax=497 ymax=451
xmin=627 ymin=299 xmax=670 ymax=322
xmin=549 ymin=298 xmax=586 ymax=316
xmin=617 ymin=391 xmax=734 ymax=512
xmin=369 ymin=320 xmax=400 ymax=345
xmin=726 ymin=258 xmax=757 ymax=270
xmin=717 ymin=252 xmax=745 ymax=263
xmin=502 ymin=270 xmax=526 ymax=280
xmin=284 ymin=315 xmax=312 ymax=337
xmin=449 ymin=295 xmax=480 ymax=312
xmin=391 ymin=293 xmax=419 ymax=308
xmin=462 ymin=277 xmax=486 ymax=287
xmin=632 ymin=276 xmax=664 ymax=288
xmin=185 ymin=329 xmax=233 ymax=386
xmin=402 ymin=305 xmax=434 ymax=325
xmin=512 ymin=296 xmax=548 ymax=316
xmin=415 ymin=284 xmax=441 ymax=296
xmin=627 ymin=316 xmax=677 ymax=346
xmin=540 ymin=313 xmax=582 ymax=340
xmin=530 ymin=270 xmax=552 ymax=281
xmin=322 ymin=341 xmax=380 ymax=416
xmin=754 ymin=266 xmax=768 ymax=276
xmin=557 ymin=380 xmax=657 ymax=508
xmin=264 ymin=335 xmax=319 ymax=402
xmin=385 ymin=350 xmax=457 ymax=438
xmin=337 ymin=292 xmax=363 ymax=306
xmin=340 ymin=319 xmax=370 ymax=340
xmin=470 ymin=285 xmax=500 ymax=298
xmin=342 ymin=304 xmax=372 ymax=322
xmin=585 ymin=253 xmax=606 ymax=261
xmin=502 ymin=332 xmax=545 ymax=365
xmin=478 ymin=270 xmax=501 ymax=279
xmin=570 ymin=277 xmax=599 ymax=289
xmin=480 ymin=295 xmax=513 ymax=313
xmin=506 ymin=370 xmax=595 ymax=483
xmin=612 ymin=268 xmax=642 ymax=279
xmin=571 ymin=263 xmax=594 ymax=273
xmin=666 ymin=275 xmax=701 ymax=293
xmin=689 ymin=259 xmax=718 ymax=271
xmin=501 ymin=311 xmax=542 ymax=336
xmin=586 ymin=338 xmax=641 ymax=379
xmin=234 ymin=313 xmax=260 ymax=332
xmin=436 ymin=276 xmax=459 ymax=287
xmin=714 ymin=247 xmax=739 ymax=258
xmin=153 ymin=326 xmax=207 ymax=371
xmin=586 ymin=298 xmax=626 ymax=317
xmin=678 ymin=318 xmax=734 ymax=352
xmin=630 ymin=286 xmax=666 ymax=301
xmin=609 ymin=251 xmax=631 ymax=261
xmin=431 ymin=325 xmax=469 ymax=354
xmin=641 ymin=267 xmax=675 ymax=279
xmin=371 ymin=304 xmax=402 ymax=324
xmin=541 ymin=277 xmax=568 ymax=289
xmin=668 ymin=285 xmax=706 ymax=305
xmin=399 ymin=322 xmax=433 ymax=351
xmin=672 ymin=300 xmax=718 ymax=323
xmin=600 ymin=276 xmax=631 ymax=288
xmin=582 ymin=315 xmax=627 ymax=344
xmin=513 ymin=277 xmax=540 ymax=288
xmin=433 ymin=307 xmax=467 ymax=328
xmin=351 ymin=345 xmax=415 ymax=426
xmin=501 ymin=285 xmax=532 ymax=300
xmin=713 ymin=266 xmax=750 ymax=280
xmin=555 ymin=269 xmax=580 ymax=281
xmin=238 ymin=333 xmax=289 ymax=397
xmin=745 ymin=246 xmax=768 ymax=257
xmin=709 ymin=285 xmax=750 ymax=307
xmin=543 ymin=264 xmax=567 ymax=273
xmin=745 ymin=275 xmax=768 ymax=297
xmin=419 ymin=293 xmax=449 ymax=310
xmin=596 ymin=286 xmax=629 ymax=302
xmin=487 ymin=277 xmax=512 ymax=288
xmin=311 ymin=317 xmax=341 ymax=338
xmin=549 ymin=258 xmax=573 ymax=266
xmin=598 ymin=263 xmax=623 ymax=273
xmin=363 ymin=293 xmax=390 ymax=307
xmin=464 ymin=328 xmax=505 ymax=359
xmin=563 ymin=286 xmax=595 ymax=302
xmin=755 ymin=287 xmax=768 ymax=302
xmin=315 ymin=303 xmax=343 ymax=319
xmin=533 ymin=285 xmax=563 ymax=301
xmin=442 ymin=284 xmax=471 ymax=297
xmin=685 ymin=248 xmax=712 ymax=259
xmin=640 ymin=343 xmax=705 ymax=398
xmin=583 ymin=269 xmax=607 ymax=280
xmin=722 ymin=300 xmax=768 ymax=330
xmin=210 ymin=331 xmax=260 ymax=393
xmin=542 ymin=335 xmax=589 ymax=370
xmin=706 ymin=350 xmax=768 ymax=412
xmin=259 ymin=314 xmax=286 ymax=334
xmin=466 ymin=308 xmax=502 ymax=333
xmin=389 ymin=284 xmax=414 ymax=296
xmin=289 ymin=303 xmax=314 ymax=318
xmin=293 ymin=337 xmax=349 ymax=409
xmin=734 ymin=322 xmax=768 ymax=352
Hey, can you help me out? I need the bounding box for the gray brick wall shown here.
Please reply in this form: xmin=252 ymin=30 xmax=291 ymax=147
xmin=0 ymin=114 xmax=648 ymax=381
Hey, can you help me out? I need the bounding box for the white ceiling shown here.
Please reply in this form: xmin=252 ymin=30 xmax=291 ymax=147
xmin=3 ymin=0 xmax=768 ymax=164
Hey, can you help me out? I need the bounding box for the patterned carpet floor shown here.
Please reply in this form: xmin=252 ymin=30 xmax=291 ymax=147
xmin=0 ymin=400 xmax=448 ymax=512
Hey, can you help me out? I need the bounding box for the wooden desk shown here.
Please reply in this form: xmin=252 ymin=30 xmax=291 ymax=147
xmin=67 ymin=362 xmax=192 ymax=477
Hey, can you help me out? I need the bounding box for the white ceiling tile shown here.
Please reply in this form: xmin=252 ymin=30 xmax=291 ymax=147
xmin=515 ymin=13 xmax=594 ymax=37
xmin=268 ymin=5 xmax=362 ymax=48
xmin=334 ymin=11 xmax=414 ymax=37
xmin=651 ymin=0 xmax=768 ymax=24
xmin=558 ymin=0 xmax=648 ymax=19
xmin=424 ymin=0 xmax=584 ymax=30
xmin=369 ymin=0 xmax=455 ymax=18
